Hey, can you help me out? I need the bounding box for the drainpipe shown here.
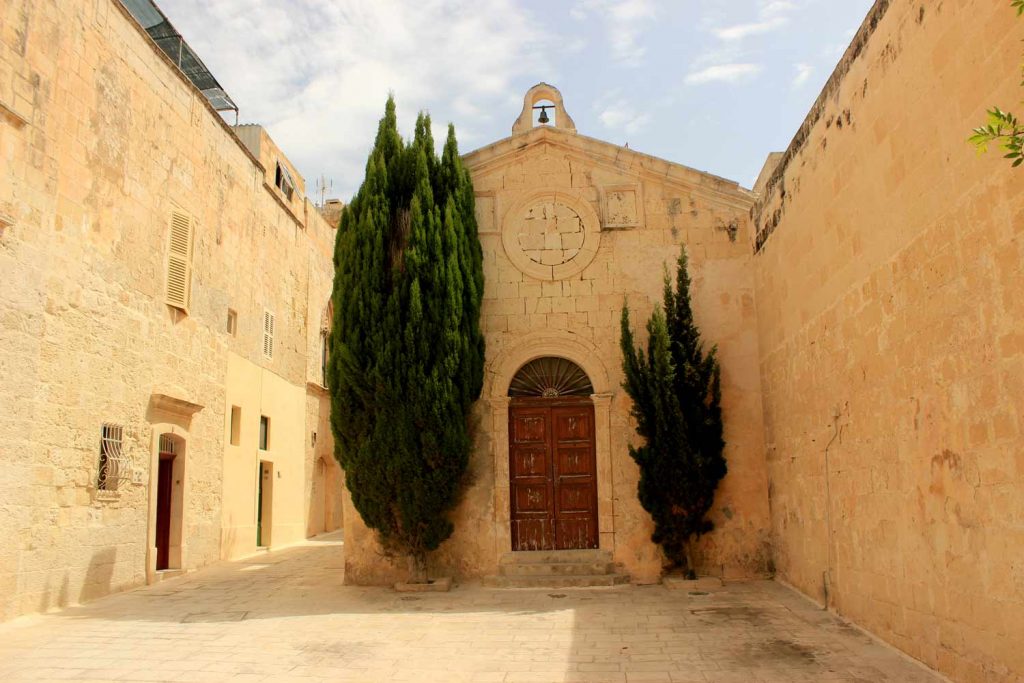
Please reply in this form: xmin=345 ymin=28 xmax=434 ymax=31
xmin=822 ymin=403 xmax=844 ymax=610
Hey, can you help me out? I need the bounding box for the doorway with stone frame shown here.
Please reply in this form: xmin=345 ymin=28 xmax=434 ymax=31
xmin=508 ymin=357 xmax=599 ymax=551
xmin=488 ymin=332 xmax=617 ymax=560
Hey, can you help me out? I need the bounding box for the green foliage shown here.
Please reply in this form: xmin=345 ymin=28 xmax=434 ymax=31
xmin=620 ymin=246 xmax=726 ymax=575
xmin=969 ymin=2 xmax=1023 ymax=167
xmin=970 ymin=108 xmax=1023 ymax=167
xmin=328 ymin=96 xmax=484 ymax=579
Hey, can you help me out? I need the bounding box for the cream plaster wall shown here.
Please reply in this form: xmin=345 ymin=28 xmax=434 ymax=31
xmin=342 ymin=105 xmax=773 ymax=585
xmin=221 ymin=354 xmax=315 ymax=558
xmin=752 ymin=1 xmax=1024 ymax=681
xmin=0 ymin=0 xmax=336 ymax=621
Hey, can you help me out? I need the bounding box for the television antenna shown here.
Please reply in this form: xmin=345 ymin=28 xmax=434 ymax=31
xmin=314 ymin=175 xmax=333 ymax=207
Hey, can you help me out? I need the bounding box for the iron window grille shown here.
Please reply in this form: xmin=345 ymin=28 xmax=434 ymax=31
xmin=509 ymin=357 xmax=594 ymax=397
xmin=97 ymin=423 xmax=130 ymax=491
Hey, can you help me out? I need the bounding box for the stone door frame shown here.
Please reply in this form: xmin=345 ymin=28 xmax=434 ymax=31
xmin=486 ymin=331 xmax=615 ymax=554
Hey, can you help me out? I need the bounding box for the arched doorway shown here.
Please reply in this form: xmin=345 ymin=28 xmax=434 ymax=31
xmin=154 ymin=433 xmax=185 ymax=571
xmin=309 ymin=457 xmax=329 ymax=536
xmin=508 ymin=357 xmax=598 ymax=551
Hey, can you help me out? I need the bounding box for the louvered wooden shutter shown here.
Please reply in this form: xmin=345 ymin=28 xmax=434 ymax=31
xmin=165 ymin=210 xmax=194 ymax=311
xmin=263 ymin=310 xmax=275 ymax=359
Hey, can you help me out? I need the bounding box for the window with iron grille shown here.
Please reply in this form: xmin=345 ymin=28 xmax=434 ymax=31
xmin=97 ymin=424 xmax=124 ymax=491
xmin=159 ymin=434 xmax=177 ymax=455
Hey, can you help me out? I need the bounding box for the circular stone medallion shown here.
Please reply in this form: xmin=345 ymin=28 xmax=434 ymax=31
xmin=502 ymin=191 xmax=601 ymax=281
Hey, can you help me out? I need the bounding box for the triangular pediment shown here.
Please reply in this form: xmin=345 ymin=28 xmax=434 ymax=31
xmin=463 ymin=126 xmax=753 ymax=211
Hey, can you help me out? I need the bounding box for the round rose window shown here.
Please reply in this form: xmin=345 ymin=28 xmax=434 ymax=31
xmin=517 ymin=200 xmax=586 ymax=267
xmin=501 ymin=191 xmax=601 ymax=281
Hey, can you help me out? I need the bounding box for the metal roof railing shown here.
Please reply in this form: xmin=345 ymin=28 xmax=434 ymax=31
xmin=119 ymin=0 xmax=239 ymax=120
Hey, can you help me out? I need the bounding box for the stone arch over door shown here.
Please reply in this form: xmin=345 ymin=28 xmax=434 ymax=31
xmin=486 ymin=331 xmax=615 ymax=553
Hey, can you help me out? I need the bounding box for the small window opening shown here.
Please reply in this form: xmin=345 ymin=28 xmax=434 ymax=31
xmin=259 ymin=416 xmax=270 ymax=451
xmin=230 ymin=406 xmax=241 ymax=446
xmin=159 ymin=434 xmax=177 ymax=455
xmin=98 ymin=423 xmax=124 ymax=491
xmin=275 ymin=163 xmax=295 ymax=201
xmin=263 ymin=310 xmax=275 ymax=360
xmin=165 ymin=209 xmax=195 ymax=312
xmin=227 ymin=309 xmax=237 ymax=336
xmin=320 ymin=330 xmax=328 ymax=388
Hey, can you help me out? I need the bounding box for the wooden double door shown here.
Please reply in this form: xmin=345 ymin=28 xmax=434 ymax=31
xmin=509 ymin=399 xmax=598 ymax=551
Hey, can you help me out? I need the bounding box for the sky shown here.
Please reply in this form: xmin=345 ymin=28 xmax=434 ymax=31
xmin=157 ymin=0 xmax=875 ymax=201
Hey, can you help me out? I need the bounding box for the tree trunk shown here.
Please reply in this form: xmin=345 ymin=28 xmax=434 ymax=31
xmin=409 ymin=554 xmax=428 ymax=584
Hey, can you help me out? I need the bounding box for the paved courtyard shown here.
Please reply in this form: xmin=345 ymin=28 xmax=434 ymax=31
xmin=0 ymin=533 xmax=943 ymax=683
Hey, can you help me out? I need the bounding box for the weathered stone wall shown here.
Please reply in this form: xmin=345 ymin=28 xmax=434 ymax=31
xmin=343 ymin=111 xmax=773 ymax=585
xmin=752 ymin=1 xmax=1024 ymax=680
xmin=0 ymin=0 xmax=335 ymax=620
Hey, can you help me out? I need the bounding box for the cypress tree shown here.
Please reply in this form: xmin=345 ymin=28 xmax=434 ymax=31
xmin=328 ymin=97 xmax=484 ymax=581
xmin=620 ymin=246 xmax=726 ymax=577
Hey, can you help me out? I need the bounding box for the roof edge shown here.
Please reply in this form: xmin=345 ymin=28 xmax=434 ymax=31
xmin=751 ymin=0 xmax=892 ymax=225
xmin=463 ymin=126 xmax=754 ymax=206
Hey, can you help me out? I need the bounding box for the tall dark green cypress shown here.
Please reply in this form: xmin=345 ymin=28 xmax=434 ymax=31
xmin=328 ymin=97 xmax=484 ymax=580
xmin=620 ymin=245 xmax=726 ymax=576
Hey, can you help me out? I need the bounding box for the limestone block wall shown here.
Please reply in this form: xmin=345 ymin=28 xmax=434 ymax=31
xmin=302 ymin=206 xmax=343 ymax=540
xmin=342 ymin=126 xmax=772 ymax=585
xmin=0 ymin=0 xmax=335 ymax=621
xmin=752 ymin=1 xmax=1024 ymax=680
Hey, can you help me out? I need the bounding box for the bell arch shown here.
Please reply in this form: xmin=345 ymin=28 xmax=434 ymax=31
xmin=512 ymin=83 xmax=577 ymax=135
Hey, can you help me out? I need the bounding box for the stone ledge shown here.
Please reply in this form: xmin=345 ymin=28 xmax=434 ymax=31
xmin=394 ymin=577 xmax=452 ymax=593
xmin=663 ymin=576 xmax=725 ymax=592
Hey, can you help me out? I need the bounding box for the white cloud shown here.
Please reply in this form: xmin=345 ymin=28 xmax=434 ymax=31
xmin=712 ymin=0 xmax=797 ymax=41
xmin=714 ymin=17 xmax=786 ymax=41
xmin=792 ymin=62 xmax=813 ymax=88
xmin=685 ymin=63 xmax=763 ymax=85
xmin=595 ymin=91 xmax=651 ymax=135
xmin=571 ymin=0 xmax=656 ymax=66
xmin=157 ymin=0 xmax=551 ymax=198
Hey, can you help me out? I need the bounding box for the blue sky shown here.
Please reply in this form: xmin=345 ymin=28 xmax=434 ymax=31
xmin=158 ymin=0 xmax=874 ymax=200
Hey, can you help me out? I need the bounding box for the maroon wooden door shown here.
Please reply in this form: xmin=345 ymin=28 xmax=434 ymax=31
xmin=155 ymin=456 xmax=174 ymax=570
xmin=510 ymin=400 xmax=598 ymax=551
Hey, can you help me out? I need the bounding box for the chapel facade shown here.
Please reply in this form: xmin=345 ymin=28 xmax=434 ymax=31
xmin=340 ymin=84 xmax=773 ymax=585
xmin=2 ymin=1 xmax=1023 ymax=681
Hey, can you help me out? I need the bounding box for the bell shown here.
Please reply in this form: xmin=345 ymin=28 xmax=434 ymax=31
xmin=538 ymin=107 xmax=550 ymax=124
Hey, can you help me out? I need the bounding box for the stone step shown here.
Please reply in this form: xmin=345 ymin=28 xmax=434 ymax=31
xmin=500 ymin=561 xmax=616 ymax=577
xmin=499 ymin=549 xmax=611 ymax=565
xmin=152 ymin=569 xmax=185 ymax=583
xmin=483 ymin=573 xmax=630 ymax=589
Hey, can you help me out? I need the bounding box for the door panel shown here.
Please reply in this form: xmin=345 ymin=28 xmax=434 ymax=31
xmin=552 ymin=405 xmax=597 ymax=550
xmin=509 ymin=401 xmax=597 ymax=552
xmin=155 ymin=456 xmax=174 ymax=570
xmin=509 ymin=407 xmax=554 ymax=551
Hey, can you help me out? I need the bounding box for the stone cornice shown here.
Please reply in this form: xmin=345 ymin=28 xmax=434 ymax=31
xmin=463 ymin=127 xmax=755 ymax=213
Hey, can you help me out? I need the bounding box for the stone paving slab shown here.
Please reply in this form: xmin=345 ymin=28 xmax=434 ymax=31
xmin=0 ymin=533 xmax=944 ymax=683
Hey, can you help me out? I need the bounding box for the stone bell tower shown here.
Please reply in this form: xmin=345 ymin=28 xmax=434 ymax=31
xmin=510 ymin=83 xmax=577 ymax=136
